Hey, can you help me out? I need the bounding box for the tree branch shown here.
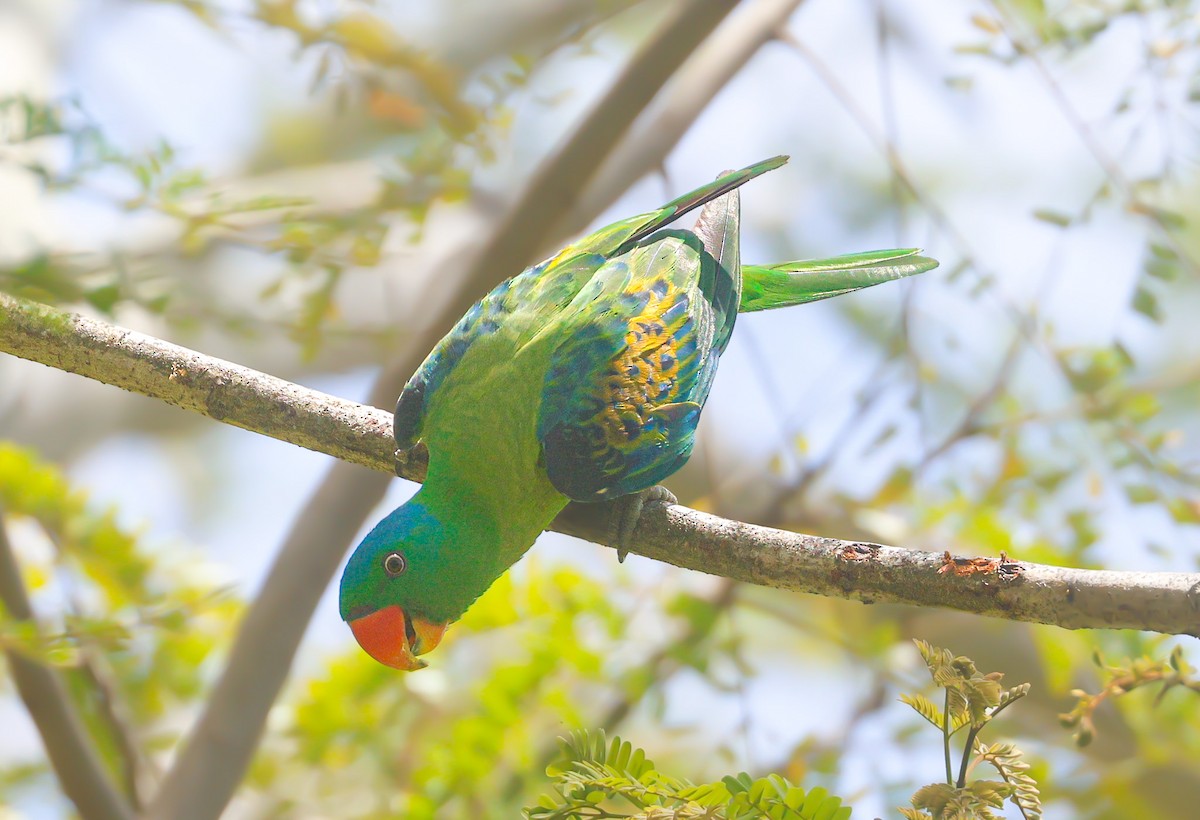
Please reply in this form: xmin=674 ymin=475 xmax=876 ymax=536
xmin=0 ymin=294 xmax=397 ymax=471
xmin=146 ymin=460 xmax=390 ymax=820
xmin=4 ymin=291 xmax=1199 ymax=638
xmin=0 ymin=513 xmax=133 ymax=820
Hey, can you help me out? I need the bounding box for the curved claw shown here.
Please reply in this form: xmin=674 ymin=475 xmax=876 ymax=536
xmin=610 ymin=485 xmax=678 ymax=562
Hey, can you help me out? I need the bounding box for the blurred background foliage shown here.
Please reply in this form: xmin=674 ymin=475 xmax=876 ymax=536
xmin=1 ymin=0 xmax=1200 ymax=817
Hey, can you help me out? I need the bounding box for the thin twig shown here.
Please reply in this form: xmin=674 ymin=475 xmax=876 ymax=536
xmin=943 ymin=689 xmax=954 ymax=785
xmin=956 ymin=723 xmax=982 ymax=789
xmin=913 ymin=328 xmax=1024 ymax=474
xmin=76 ymin=650 xmax=151 ymax=807
xmin=987 ymin=1 xmax=1200 ymax=278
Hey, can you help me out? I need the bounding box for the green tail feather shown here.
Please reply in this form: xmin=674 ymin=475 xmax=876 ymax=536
xmin=739 ymin=248 xmax=938 ymax=312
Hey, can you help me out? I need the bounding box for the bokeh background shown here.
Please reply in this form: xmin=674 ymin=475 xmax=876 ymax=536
xmin=2 ymin=0 xmax=1199 ymax=817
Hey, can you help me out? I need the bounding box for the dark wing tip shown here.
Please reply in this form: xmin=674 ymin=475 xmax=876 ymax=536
xmin=623 ymin=155 xmax=789 ymax=249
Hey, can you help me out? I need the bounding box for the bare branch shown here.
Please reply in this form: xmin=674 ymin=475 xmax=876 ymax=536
xmin=0 ymin=514 xmax=133 ymax=820
xmin=3 ymin=292 xmax=1199 ymax=638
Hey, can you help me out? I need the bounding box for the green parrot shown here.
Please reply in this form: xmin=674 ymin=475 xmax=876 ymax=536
xmin=339 ymin=156 xmax=936 ymax=669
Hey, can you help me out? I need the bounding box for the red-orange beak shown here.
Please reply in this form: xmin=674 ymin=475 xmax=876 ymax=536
xmin=347 ymin=605 xmax=447 ymax=671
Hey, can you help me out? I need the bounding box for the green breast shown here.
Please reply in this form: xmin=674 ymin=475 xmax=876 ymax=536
xmin=420 ymin=318 xmax=568 ymax=566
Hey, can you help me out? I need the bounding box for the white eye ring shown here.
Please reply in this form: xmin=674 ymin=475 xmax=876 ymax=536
xmin=383 ymin=552 xmax=407 ymax=577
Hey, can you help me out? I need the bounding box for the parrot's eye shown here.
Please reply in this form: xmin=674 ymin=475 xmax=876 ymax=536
xmin=382 ymin=552 xmax=407 ymax=577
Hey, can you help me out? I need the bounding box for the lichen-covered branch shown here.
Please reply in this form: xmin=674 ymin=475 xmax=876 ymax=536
xmin=3 ymin=290 xmax=1199 ymax=637
xmin=555 ymin=506 xmax=1200 ymax=636
xmin=0 ymin=294 xmax=397 ymax=471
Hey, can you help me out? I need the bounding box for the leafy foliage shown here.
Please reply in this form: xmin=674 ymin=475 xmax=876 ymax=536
xmin=0 ymin=93 xmax=311 ymax=324
xmin=900 ymin=641 xmax=1041 ymax=820
xmin=526 ymin=730 xmax=851 ymax=820
xmin=0 ymin=444 xmax=239 ymax=803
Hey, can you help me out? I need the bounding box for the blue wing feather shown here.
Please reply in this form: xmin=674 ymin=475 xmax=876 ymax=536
xmin=538 ymin=216 xmax=736 ymax=501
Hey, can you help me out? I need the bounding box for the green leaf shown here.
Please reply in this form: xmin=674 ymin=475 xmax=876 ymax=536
xmin=83 ymin=283 xmax=121 ymax=314
xmin=968 ymin=778 xmax=1013 ymax=806
xmin=900 ymin=693 xmax=945 ymax=729
xmin=1124 ymin=484 xmax=1159 ymax=505
xmin=1167 ymin=498 xmax=1200 ymax=525
xmin=1032 ymin=208 xmax=1072 ymax=227
xmin=911 ymin=782 xmax=956 ymax=813
xmin=1132 ymin=285 xmax=1163 ymax=323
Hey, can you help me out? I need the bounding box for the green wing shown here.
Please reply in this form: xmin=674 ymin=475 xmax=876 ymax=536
xmin=568 ymin=155 xmax=787 ymax=260
xmin=394 ymin=157 xmax=790 ymax=451
xmin=536 ymin=182 xmax=750 ymax=502
xmin=535 ymin=238 xmax=713 ymax=502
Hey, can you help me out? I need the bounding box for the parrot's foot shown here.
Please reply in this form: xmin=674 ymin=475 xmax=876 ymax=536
xmin=393 ymin=444 xmax=427 ymax=478
xmin=610 ymin=485 xmax=677 ymax=563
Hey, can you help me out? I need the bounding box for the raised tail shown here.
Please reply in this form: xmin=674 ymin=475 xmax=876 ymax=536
xmin=739 ymin=248 xmax=938 ymax=312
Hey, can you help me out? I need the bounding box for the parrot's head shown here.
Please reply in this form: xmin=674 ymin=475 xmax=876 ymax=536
xmin=339 ymin=500 xmax=490 ymax=670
